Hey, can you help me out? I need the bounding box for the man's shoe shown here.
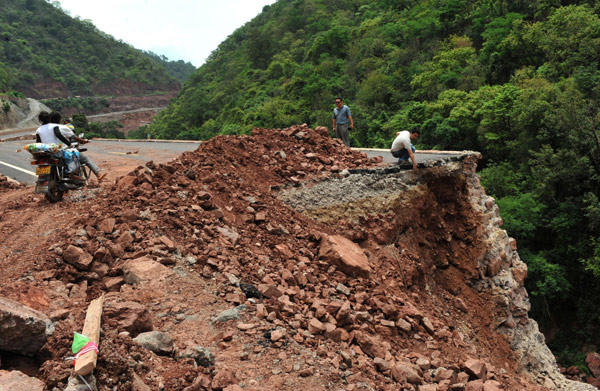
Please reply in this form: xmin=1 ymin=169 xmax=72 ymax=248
xmin=97 ymin=172 xmax=107 ymax=182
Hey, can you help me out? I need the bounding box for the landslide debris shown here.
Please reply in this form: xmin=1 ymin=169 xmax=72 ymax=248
xmin=0 ymin=125 xmax=591 ymax=390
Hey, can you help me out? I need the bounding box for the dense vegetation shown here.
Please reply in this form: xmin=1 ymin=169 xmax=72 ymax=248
xmin=150 ymin=0 xmax=600 ymax=367
xmin=142 ymin=51 xmax=196 ymax=82
xmin=71 ymin=114 xmax=125 ymax=139
xmin=0 ymin=0 xmax=179 ymax=97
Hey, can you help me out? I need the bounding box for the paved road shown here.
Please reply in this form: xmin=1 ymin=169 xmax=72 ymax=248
xmin=358 ymin=148 xmax=464 ymax=165
xmin=0 ymin=139 xmax=202 ymax=184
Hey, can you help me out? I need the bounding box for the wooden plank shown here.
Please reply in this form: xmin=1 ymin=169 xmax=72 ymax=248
xmin=74 ymin=295 xmax=104 ymax=376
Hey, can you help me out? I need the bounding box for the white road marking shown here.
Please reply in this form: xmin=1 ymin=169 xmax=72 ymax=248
xmin=108 ymin=151 xmax=139 ymax=155
xmin=0 ymin=160 xmax=37 ymax=177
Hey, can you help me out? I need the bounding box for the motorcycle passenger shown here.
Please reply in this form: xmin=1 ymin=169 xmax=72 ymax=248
xmin=36 ymin=111 xmax=106 ymax=182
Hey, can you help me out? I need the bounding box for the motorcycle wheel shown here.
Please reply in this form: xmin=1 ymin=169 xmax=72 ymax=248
xmin=45 ymin=168 xmax=64 ymax=203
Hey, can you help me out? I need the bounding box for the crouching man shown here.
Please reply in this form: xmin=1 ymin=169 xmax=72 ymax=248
xmin=391 ymin=127 xmax=420 ymax=170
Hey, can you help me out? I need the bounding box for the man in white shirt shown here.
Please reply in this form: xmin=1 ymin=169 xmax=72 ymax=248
xmin=35 ymin=111 xmax=106 ymax=181
xmin=391 ymin=128 xmax=420 ymax=170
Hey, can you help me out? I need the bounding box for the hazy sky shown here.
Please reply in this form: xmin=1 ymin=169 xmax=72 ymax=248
xmin=56 ymin=0 xmax=277 ymax=68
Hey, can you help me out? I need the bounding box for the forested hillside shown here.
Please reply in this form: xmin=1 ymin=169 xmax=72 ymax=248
xmin=0 ymin=0 xmax=180 ymax=98
xmin=142 ymin=51 xmax=196 ymax=82
xmin=150 ymin=0 xmax=600 ymax=368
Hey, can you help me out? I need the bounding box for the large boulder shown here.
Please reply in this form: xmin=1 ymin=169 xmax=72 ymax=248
xmin=318 ymin=234 xmax=371 ymax=277
xmin=0 ymin=297 xmax=54 ymax=356
xmin=122 ymin=257 xmax=173 ymax=285
xmin=0 ymin=370 xmax=45 ymax=391
xmin=104 ymin=301 xmax=152 ymax=336
xmin=133 ymin=331 xmax=174 ymax=355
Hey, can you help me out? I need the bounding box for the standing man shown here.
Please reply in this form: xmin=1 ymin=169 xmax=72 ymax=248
xmin=332 ymin=97 xmax=354 ymax=147
xmin=391 ymin=127 xmax=420 ymax=170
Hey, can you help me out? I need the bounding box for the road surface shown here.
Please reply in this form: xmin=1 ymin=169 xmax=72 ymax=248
xmin=0 ymin=139 xmax=202 ymax=184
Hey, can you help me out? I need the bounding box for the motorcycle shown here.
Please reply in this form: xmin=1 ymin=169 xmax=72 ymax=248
xmin=26 ymin=136 xmax=92 ymax=203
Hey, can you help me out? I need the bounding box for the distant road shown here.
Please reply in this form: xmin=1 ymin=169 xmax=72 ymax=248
xmin=86 ymin=107 xmax=165 ymax=121
xmin=0 ymin=106 xmax=165 ymax=141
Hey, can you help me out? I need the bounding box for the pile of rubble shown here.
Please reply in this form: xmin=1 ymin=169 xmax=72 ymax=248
xmin=0 ymin=174 xmax=24 ymax=191
xmin=0 ymin=125 xmax=594 ymax=390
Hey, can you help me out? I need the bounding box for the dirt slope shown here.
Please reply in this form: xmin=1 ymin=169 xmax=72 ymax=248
xmin=0 ymin=125 xmax=591 ymax=390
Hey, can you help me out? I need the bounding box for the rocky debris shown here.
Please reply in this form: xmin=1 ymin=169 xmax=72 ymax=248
xmin=211 ymin=369 xmax=237 ymax=390
xmin=63 ymin=245 xmax=94 ymax=270
xmin=0 ymin=174 xmax=24 ymax=191
xmin=0 ymin=125 xmax=591 ymax=390
xmin=212 ymin=305 xmax=246 ymax=323
xmin=177 ymin=345 xmax=215 ymax=367
xmin=0 ymin=297 xmax=54 ymax=355
xmin=63 ymin=374 xmax=97 ymax=391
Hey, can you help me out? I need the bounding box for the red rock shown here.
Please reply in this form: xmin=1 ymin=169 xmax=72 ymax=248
xmin=397 ymin=318 xmax=412 ymax=332
xmin=116 ymin=174 xmax=138 ymax=189
xmin=374 ymin=357 xmax=390 ymax=372
xmin=0 ymin=370 xmax=45 ymax=390
xmin=271 ymin=329 xmax=284 ymax=341
xmin=391 ymin=364 xmax=422 ymax=384
xmin=99 ymin=218 xmax=116 ymax=234
xmin=256 ymin=304 xmax=268 ymax=318
xmin=109 ymin=243 xmax=125 ymax=258
xmin=511 ymin=264 xmax=527 ymax=284
xmin=103 ymin=276 xmax=124 ymax=292
xmin=466 ymin=379 xmax=484 ymax=391
xmin=486 ymin=256 xmax=501 ymax=276
xmin=299 ymin=367 xmax=314 ymax=377
xmin=132 ymin=372 xmax=151 ymax=391
xmin=0 ymin=298 xmax=53 ymax=355
xmin=211 ymin=369 xmax=237 ymax=391
xmin=255 ymin=212 xmax=266 ymax=222
xmin=318 ymin=234 xmax=371 ymax=277
xmin=116 ymin=231 xmax=134 ymax=249
xmin=122 ymin=257 xmax=173 ymax=284
xmin=325 ymin=327 xmax=349 ymax=342
xmin=434 ymin=368 xmax=456 ymax=383
xmin=483 ymin=380 xmax=503 ymax=391
xmin=587 ymin=352 xmax=600 ymax=378
xmin=463 ymin=358 xmax=487 ymax=380
xmin=354 ymin=331 xmax=386 ymax=359
xmin=275 ymin=244 xmax=294 ymax=259
xmin=104 ymin=301 xmax=153 ymax=335
xmin=457 ymin=371 xmax=470 ymax=384
xmin=91 ymin=262 xmax=109 ymax=277
xmin=258 ymin=284 xmax=283 ymax=298
xmin=236 ymin=323 xmax=258 ymax=331
xmin=63 ymin=245 xmax=93 ymax=270
xmin=308 ymin=318 xmax=326 ymax=334
xmin=158 ymin=235 xmax=176 ymax=250
xmin=94 ymin=246 xmax=114 ymax=264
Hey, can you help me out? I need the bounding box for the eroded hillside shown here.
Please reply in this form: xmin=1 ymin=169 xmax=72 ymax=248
xmin=0 ymin=125 xmax=595 ymax=391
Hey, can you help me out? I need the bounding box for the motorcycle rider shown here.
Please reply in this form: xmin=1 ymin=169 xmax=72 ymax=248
xmin=35 ymin=111 xmax=106 ymax=182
